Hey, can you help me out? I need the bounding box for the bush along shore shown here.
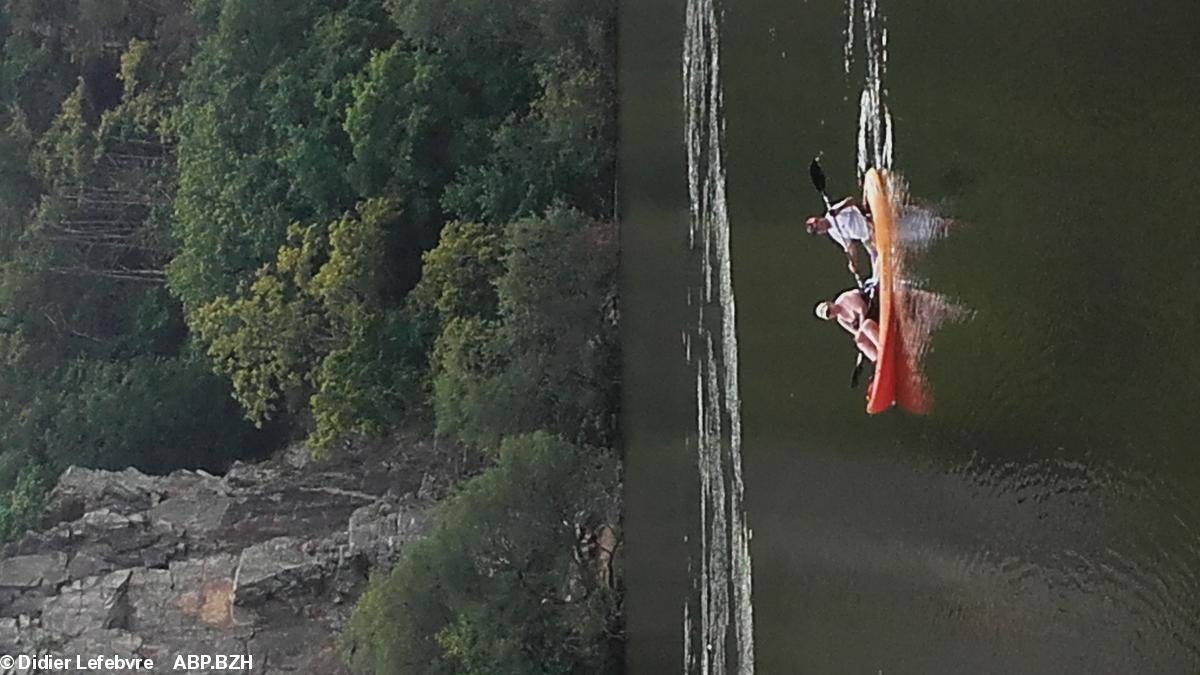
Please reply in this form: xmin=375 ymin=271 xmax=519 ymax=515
xmin=0 ymin=0 xmax=620 ymax=671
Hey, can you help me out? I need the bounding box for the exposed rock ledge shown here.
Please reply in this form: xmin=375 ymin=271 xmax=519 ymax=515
xmin=0 ymin=437 xmax=465 ymax=674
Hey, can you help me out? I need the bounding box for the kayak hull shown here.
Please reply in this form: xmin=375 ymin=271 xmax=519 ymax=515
xmin=863 ymin=169 xmax=931 ymax=415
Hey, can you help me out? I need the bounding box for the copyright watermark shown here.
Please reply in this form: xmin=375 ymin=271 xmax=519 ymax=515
xmin=0 ymin=653 xmax=255 ymax=671
xmin=0 ymin=654 xmax=155 ymax=671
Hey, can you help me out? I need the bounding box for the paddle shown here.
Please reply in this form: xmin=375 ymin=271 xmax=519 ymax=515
xmin=850 ymin=353 xmax=865 ymax=388
xmin=811 ymin=159 xmax=873 ymax=387
xmin=808 ymin=158 xmax=834 ymax=211
xmin=809 ymin=158 xmax=866 ymax=288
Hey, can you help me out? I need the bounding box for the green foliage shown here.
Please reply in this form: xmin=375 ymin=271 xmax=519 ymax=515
xmin=0 ymin=34 xmax=180 ymax=382
xmin=391 ymin=0 xmax=616 ymax=224
xmin=0 ymin=1 xmax=267 ymax=541
xmin=429 ymin=316 xmax=501 ymax=448
xmin=442 ymin=53 xmax=615 ymax=225
xmin=41 ymin=355 xmax=262 ymax=473
xmin=0 ymin=1 xmax=625 ymax=670
xmin=169 ymin=0 xmax=399 ymax=309
xmin=0 ymin=459 xmax=53 ymax=542
xmin=409 ymin=220 xmax=505 ymax=322
xmin=2 ymin=0 xmax=198 ymax=133
xmin=0 ymin=347 xmax=263 ymax=470
xmin=170 ymin=0 xmax=620 ymax=469
xmin=430 ymin=210 xmax=619 ymax=451
xmin=0 ymin=351 xmax=269 ymax=546
xmin=0 ymin=110 xmax=39 ymax=255
xmin=193 ymin=199 xmax=428 ymax=451
xmin=344 ymin=432 xmax=621 ymax=675
xmin=344 ymin=46 xmax=457 ymax=212
xmin=308 ymin=308 xmax=430 ymax=451
xmin=33 ymin=79 xmax=92 ymax=180
xmin=387 ymin=0 xmax=614 ymax=68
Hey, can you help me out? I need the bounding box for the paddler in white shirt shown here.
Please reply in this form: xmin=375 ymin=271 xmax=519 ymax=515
xmin=804 ymin=197 xmax=877 ymax=284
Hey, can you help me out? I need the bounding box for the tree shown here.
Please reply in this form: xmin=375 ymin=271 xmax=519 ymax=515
xmin=41 ymin=355 xmax=266 ymax=473
xmin=192 ymin=199 xmax=428 ymax=451
xmin=0 ymin=458 xmax=53 ymax=542
xmin=344 ymin=432 xmax=621 ymax=675
xmin=408 ymin=219 xmax=505 ymax=323
xmin=0 ymin=109 xmax=40 ymax=256
xmin=390 ymin=0 xmax=617 ymax=224
xmin=168 ymin=0 xmax=398 ymax=310
xmin=442 ymin=53 xmax=615 ymax=224
xmin=2 ymin=0 xmax=198 ymax=133
xmin=0 ymin=67 xmax=179 ymax=372
xmin=28 ymin=74 xmax=174 ymax=287
xmin=430 ymin=210 xmax=619 ymax=451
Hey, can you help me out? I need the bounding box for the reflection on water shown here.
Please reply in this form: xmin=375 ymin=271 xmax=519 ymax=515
xmin=887 ymin=173 xmax=969 ymax=411
xmin=683 ymin=0 xmax=755 ymax=672
xmin=842 ymin=0 xmax=856 ymax=77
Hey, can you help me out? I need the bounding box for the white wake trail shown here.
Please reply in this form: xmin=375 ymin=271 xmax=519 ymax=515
xmin=683 ymin=0 xmax=755 ymax=672
xmin=855 ymin=0 xmax=894 ymax=178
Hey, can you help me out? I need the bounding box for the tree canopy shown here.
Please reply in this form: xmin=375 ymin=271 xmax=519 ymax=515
xmin=344 ymin=432 xmax=621 ymax=675
xmin=0 ymin=0 xmax=620 ymax=670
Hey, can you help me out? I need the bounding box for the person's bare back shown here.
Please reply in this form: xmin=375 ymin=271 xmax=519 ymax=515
xmin=815 ymin=288 xmax=880 ymax=362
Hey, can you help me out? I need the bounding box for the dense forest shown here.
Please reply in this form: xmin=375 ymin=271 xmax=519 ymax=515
xmin=0 ymin=0 xmax=620 ymax=671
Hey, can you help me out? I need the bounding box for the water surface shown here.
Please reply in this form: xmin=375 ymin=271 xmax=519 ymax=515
xmin=622 ymin=0 xmax=1200 ymax=672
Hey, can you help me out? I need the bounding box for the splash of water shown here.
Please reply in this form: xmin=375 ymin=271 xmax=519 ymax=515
xmin=886 ymin=173 xmax=971 ymax=402
xmin=683 ymin=0 xmax=755 ymax=671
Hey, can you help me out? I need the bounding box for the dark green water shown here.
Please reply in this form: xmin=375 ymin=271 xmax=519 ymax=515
xmin=622 ymin=0 xmax=1200 ymax=672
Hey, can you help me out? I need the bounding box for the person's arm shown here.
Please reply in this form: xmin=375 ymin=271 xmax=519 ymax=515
xmin=862 ymin=239 xmax=878 ymax=271
xmin=832 ymin=197 xmax=873 ymax=222
xmin=829 ymin=197 xmax=858 ymax=216
xmin=855 ymin=324 xmax=879 ymax=363
xmin=844 ymin=240 xmax=861 ymax=278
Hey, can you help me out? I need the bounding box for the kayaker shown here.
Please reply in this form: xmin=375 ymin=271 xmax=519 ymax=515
xmin=814 ymin=284 xmax=880 ymax=362
xmin=805 ymin=197 xmax=877 ymax=282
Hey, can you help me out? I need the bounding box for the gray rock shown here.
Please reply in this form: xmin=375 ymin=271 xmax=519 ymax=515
xmin=62 ymin=628 xmax=143 ymax=662
xmin=282 ymin=444 xmax=314 ymax=470
xmin=21 ymin=508 xmax=183 ymax=578
xmin=40 ymin=569 xmax=132 ymax=638
xmin=0 ymin=553 xmax=67 ymax=590
xmin=0 ymin=590 xmax=49 ymax=620
xmin=42 ymin=468 xmax=159 ymax=524
xmin=42 ymin=467 xmax=224 ymax=529
xmin=348 ymin=501 xmax=432 ymax=567
xmin=0 ymin=436 xmax=460 ymax=674
xmin=0 ymin=616 xmax=19 ymax=649
xmin=233 ymin=537 xmax=331 ymax=606
xmin=147 ymin=492 xmax=231 ymax=536
xmin=66 ymin=552 xmax=115 ymax=582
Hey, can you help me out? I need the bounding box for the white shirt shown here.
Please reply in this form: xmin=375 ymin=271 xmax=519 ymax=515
xmin=825 ymin=199 xmax=872 ymax=252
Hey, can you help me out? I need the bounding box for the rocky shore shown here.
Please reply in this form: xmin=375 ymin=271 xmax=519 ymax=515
xmin=0 ymin=437 xmax=468 ymax=674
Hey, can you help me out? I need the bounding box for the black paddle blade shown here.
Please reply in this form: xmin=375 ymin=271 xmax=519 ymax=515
xmin=809 ymin=158 xmax=827 ymax=194
xmin=850 ymin=353 xmax=865 ymax=388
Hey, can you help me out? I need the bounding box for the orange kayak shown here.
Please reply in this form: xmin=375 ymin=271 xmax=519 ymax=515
xmin=864 ymin=168 xmax=930 ymax=415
